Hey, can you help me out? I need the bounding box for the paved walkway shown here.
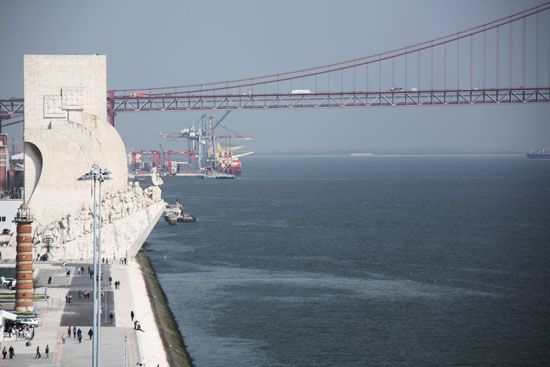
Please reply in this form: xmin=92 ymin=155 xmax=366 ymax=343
xmin=0 ymin=261 xmax=147 ymax=366
xmin=112 ymin=261 xmax=169 ymax=366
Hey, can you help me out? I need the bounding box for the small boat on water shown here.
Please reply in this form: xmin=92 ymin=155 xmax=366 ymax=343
xmin=164 ymin=202 xmax=183 ymax=217
xmin=350 ymin=152 xmax=374 ymax=157
xmin=204 ymin=173 xmax=235 ymax=179
xmin=177 ymin=213 xmax=197 ymax=223
xmin=163 ymin=201 xmax=197 ymax=224
xmin=526 ymin=149 xmax=550 ymax=159
xmin=165 ymin=213 xmax=178 ymax=225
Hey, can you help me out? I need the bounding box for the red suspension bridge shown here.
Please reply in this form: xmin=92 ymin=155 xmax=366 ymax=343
xmin=1 ymin=2 xmax=549 ymax=128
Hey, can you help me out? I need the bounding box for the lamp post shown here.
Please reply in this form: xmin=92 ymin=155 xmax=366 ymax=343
xmin=42 ymin=235 xmax=54 ymax=260
xmin=78 ymin=165 xmax=113 ymax=367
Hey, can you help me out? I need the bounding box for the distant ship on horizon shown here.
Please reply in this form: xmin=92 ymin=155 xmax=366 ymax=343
xmin=350 ymin=152 xmax=374 ymax=157
xmin=526 ymin=149 xmax=550 ymax=160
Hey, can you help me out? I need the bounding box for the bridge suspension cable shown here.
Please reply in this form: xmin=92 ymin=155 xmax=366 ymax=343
xmin=112 ymin=1 xmax=550 ymax=96
xmin=1 ymin=2 xmax=549 ymax=125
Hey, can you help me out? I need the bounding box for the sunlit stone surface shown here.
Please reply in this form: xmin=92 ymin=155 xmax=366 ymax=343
xmin=21 ymin=55 xmax=163 ymax=261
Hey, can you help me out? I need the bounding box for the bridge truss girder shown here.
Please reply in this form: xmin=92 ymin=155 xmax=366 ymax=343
xmin=1 ymin=87 xmax=549 ymax=122
xmin=110 ymin=88 xmax=550 ymax=113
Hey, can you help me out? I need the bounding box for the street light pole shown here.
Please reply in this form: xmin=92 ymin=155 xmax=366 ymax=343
xmin=92 ymin=173 xmax=98 ymax=367
xmin=78 ymin=165 xmax=113 ymax=367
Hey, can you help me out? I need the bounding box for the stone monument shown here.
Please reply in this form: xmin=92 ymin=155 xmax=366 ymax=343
xmin=23 ymin=55 xmax=165 ymax=261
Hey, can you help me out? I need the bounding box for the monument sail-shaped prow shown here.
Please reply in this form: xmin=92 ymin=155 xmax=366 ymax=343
xmin=22 ymin=55 xmax=164 ymax=261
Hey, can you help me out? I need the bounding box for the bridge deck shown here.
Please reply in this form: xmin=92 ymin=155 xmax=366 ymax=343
xmin=1 ymin=87 xmax=549 ymax=122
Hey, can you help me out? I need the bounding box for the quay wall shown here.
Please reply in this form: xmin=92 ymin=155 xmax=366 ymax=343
xmin=137 ymin=251 xmax=193 ymax=367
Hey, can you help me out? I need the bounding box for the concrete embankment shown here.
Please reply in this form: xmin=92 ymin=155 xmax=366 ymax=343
xmin=136 ymin=251 xmax=193 ymax=367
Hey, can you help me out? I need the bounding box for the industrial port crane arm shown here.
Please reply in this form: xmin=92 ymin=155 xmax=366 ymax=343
xmin=212 ymin=110 xmax=231 ymax=130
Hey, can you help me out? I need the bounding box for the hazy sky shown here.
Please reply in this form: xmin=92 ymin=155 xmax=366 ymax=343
xmin=1 ymin=0 xmax=549 ymax=153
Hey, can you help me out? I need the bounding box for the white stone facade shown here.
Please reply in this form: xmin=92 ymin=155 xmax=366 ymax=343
xmin=21 ymin=55 xmax=164 ymax=261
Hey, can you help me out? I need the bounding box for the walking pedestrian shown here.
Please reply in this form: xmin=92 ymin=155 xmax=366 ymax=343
xmin=109 ymin=276 xmax=112 ymax=286
xmin=68 ymin=326 xmax=72 ymax=338
xmin=77 ymin=328 xmax=82 ymax=343
xmin=47 ymin=276 xmax=52 ymax=284
xmin=8 ymin=346 xmax=14 ymax=359
xmin=73 ymin=326 xmax=76 ymax=338
xmin=88 ymin=328 xmax=93 ymax=340
xmin=35 ymin=346 xmax=41 ymax=359
xmin=62 ymin=333 xmax=66 ymax=344
xmin=2 ymin=346 xmax=7 ymax=359
xmin=131 ymin=310 xmax=134 ymax=321
xmin=45 ymin=345 xmax=49 ymax=358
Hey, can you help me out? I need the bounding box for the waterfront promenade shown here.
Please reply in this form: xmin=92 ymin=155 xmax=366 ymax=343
xmin=0 ymin=258 xmax=169 ymax=366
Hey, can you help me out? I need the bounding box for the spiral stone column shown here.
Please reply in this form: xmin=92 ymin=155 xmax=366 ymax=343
xmin=14 ymin=203 xmax=34 ymax=312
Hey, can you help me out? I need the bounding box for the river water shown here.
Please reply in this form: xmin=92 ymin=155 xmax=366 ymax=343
xmin=146 ymin=155 xmax=550 ymax=366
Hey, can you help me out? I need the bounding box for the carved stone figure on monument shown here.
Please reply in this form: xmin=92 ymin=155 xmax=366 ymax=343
xmin=144 ymin=185 xmax=162 ymax=203
xmin=114 ymin=202 xmax=123 ymax=220
xmin=143 ymin=187 xmax=154 ymax=206
xmin=59 ymin=216 xmax=67 ymax=229
xmin=78 ymin=202 xmax=92 ymax=234
xmin=58 ymin=217 xmax=67 ymax=244
xmin=65 ymin=214 xmax=74 ymax=242
xmin=48 ymin=221 xmax=61 ymax=244
xmin=128 ymin=186 xmax=136 ymax=213
xmin=72 ymin=215 xmax=82 ymax=239
xmin=99 ymin=195 xmax=109 ymax=223
xmin=133 ymin=181 xmax=143 ymax=194
xmin=121 ymin=187 xmax=130 ymax=215
xmin=125 ymin=185 xmax=137 ymax=213
xmin=133 ymin=182 xmax=145 ymax=210
xmin=102 ymin=191 xmax=114 ymax=222
xmin=103 ymin=199 xmax=113 ymax=224
xmin=115 ymin=188 xmax=125 ymax=219
xmin=151 ymin=167 xmax=164 ymax=187
xmin=33 ymin=224 xmax=44 ymax=245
